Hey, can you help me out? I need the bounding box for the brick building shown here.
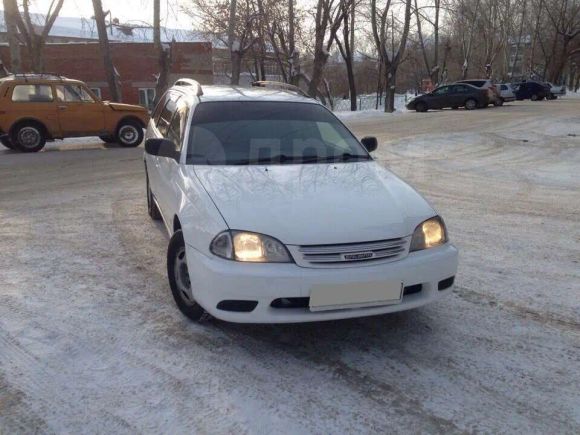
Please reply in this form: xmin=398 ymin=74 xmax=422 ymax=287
xmin=0 ymin=41 xmax=213 ymax=108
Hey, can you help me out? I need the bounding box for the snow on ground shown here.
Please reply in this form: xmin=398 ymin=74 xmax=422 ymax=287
xmin=0 ymin=99 xmax=579 ymax=433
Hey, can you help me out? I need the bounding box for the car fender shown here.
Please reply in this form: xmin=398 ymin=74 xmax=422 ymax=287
xmin=9 ymin=117 xmax=51 ymax=138
xmin=176 ymin=165 xmax=230 ymax=257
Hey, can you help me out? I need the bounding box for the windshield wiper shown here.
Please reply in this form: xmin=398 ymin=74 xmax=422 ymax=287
xmin=303 ymin=153 xmax=370 ymax=163
xmin=227 ymin=154 xmax=303 ymax=165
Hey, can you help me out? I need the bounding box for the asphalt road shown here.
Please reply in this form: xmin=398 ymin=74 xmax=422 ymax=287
xmin=1 ymin=99 xmax=579 ymax=434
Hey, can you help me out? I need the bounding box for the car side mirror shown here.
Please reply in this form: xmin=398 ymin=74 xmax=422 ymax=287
xmin=145 ymin=138 xmax=178 ymax=160
xmin=361 ymin=136 xmax=378 ymax=153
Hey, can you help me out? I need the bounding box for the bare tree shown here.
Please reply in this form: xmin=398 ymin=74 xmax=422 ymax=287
xmin=414 ymin=0 xmax=442 ymax=84
xmin=154 ymin=0 xmax=171 ymax=102
xmin=186 ymin=0 xmax=257 ymax=85
xmin=307 ymin=0 xmax=352 ymax=99
xmin=371 ymin=0 xmax=413 ymax=112
xmin=6 ymin=0 xmax=65 ymax=72
xmin=92 ymin=0 xmax=121 ymax=101
xmin=334 ymin=0 xmax=358 ymax=110
xmin=3 ymin=0 xmax=22 ymax=73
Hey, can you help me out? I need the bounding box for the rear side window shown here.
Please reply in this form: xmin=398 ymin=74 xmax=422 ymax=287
xmin=500 ymin=85 xmax=507 ymax=90
xmin=12 ymin=85 xmax=54 ymax=102
xmin=468 ymin=81 xmax=485 ymax=87
xmin=156 ymin=96 xmax=180 ymax=137
xmin=453 ymin=85 xmax=471 ymax=93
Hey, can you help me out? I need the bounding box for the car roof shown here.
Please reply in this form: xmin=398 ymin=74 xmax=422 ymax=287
xmin=172 ymin=84 xmax=319 ymax=105
xmin=0 ymin=74 xmax=83 ymax=85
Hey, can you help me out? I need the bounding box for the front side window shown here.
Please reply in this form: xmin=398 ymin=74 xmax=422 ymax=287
xmin=56 ymin=85 xmax=95 ymax=103
xmin=432 ymin=86 xmax=449 ymax=95
xmin=90 ymin=88 xmax=102 ymax=99
xmin=11 ymin=85 xmax=54 ymax=102
xmin=167 ymin=99 xmax=190 ymax=152
xmin=452 ymin=85 xmax=470 ymax=94
xmin=186 ymin=102 xmax=370 ymax=165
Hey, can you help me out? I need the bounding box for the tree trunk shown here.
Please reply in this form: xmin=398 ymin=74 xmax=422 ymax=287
xmin=153 ymin=0 xmax=170 ymax=104
xmin=92 ymin=0 xmax=121 ymax=101
xmin=3 ymin=0 xmax=22 ymax=73
xmin=231 ymin=50 xmax=242 ymax=85
xmin=227 ymin=0 xmax=241 ymax=85
xmin=384 ymin=69 xmax=396 ymax=113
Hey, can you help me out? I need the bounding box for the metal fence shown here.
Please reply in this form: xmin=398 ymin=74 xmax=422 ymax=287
xmin=333 ymin=93 xmax=412 ymax=112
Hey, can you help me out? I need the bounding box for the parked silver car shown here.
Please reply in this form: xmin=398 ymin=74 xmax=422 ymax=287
xmin=498 ymin=84 xmax=516 ymax=102
xmin=546 ymin=82 xmax=566 ymax=99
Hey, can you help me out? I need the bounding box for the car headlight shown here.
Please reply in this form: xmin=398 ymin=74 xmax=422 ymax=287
xmin=210 ymin=230 xmax=293 ymax=263
xmin=410 ymin=216 xmax=448 ymax=252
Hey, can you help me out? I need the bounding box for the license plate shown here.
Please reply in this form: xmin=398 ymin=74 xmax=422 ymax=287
xmin=309 ymin=281 xmax=403 ymax=312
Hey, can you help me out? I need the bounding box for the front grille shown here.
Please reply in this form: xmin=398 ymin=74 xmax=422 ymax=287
xmin=293 ymin=237 xmax=409 ymax=268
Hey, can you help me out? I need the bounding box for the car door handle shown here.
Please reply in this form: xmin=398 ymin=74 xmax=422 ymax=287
xmin=58 ymin=105 xmax=68 ymax=110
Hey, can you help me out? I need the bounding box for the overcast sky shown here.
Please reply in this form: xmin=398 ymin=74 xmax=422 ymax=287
xmin=27 ymin=0 xmax=191 ymax=30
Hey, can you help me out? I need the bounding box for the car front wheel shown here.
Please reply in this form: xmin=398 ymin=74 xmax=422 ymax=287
xmin=531 ymin=94 xmax=539 ymax=101
xmin=116 ymin=121 xmax=144 ymax=147
xmin=11 ymin=122 xmax=46 ymax=152
xmin=494 ymin=98 xmax=504 ymax=106
xmin=415 ymin=102 xmax=427 ymax=112
xmin=167 ymin=230 xmax=208 ymax=322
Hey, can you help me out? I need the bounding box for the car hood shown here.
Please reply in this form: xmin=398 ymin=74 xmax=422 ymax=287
xmin=190 ymin=162 xmax=436 ymax=245
xmin=105 ymin=102 xmax=147 ymax=112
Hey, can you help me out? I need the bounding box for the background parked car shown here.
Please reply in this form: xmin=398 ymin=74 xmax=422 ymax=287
xmin=498 ymin=84 xmax=516 ymax=102
xmin=513 ymin=80 xmax=551 ymax=101
xmin=546 ymin=82 xmax=566 ymax=99
xmin=406 ymin=83 xmax=488 ymax=112
xmin=455 ymin=79 xmax=502 ymax=106
xmin=0 ymin=74 xmax=149 ymax=152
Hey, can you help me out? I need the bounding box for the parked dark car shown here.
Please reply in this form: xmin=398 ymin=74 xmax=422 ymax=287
xmin=513 ymin=81 xmax=551 ymax=101
xmin=406 ymin=84 xmax=489 ymax=112
xmin=455 ymin=79 xmax=503 ymax=106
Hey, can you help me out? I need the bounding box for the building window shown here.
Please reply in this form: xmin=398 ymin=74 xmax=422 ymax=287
xmin=139 ymin=88 xmax=156 ymax=112
xmin=90 ymin=88 xmax=102 ymax=99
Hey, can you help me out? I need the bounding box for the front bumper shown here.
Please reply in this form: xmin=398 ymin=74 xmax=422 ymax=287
xmin=185 ymin=243 xmax=459 ymax=323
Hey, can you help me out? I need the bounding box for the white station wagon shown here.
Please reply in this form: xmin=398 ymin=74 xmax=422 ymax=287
xmin=144 ymin=80 xmax=458 ymax=323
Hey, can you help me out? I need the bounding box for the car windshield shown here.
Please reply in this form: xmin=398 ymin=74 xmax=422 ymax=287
xmin=186 ymin=101 xmax=371 ymax=165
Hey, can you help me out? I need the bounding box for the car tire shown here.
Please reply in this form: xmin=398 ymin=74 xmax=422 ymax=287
xmin=494 ymin=98 xmax=504 ymax=107
xmin=415 ymin=102 xmax=427 ymax=112
xmin=465 ymin=98 xmax=477 ymax=110
xmin=531 ymin=94 xmax=539 ymax=101
xmin=167 ymin=229 xmax=209 ymax=322
xmin=11 ymin=122 xmax=47 ymax=152
xmin=99 ymin=135 xmax=117 ymax=143
xmin=146 ymin=172 xmax=162 ymax=221
xmin=0 ymin=136 xmax=16 ymax=150
xmin=116 ymin=120 xmax=144 ymax=147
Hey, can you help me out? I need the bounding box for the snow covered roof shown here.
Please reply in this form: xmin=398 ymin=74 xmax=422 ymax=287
xmin=0 ymin=12 xmax=206 ymax=43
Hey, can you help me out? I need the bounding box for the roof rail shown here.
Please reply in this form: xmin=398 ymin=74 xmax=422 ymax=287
xmin=174 ymin=78 xmax=203 ymax=96
xmin=11 ymin=73 xmax=68 ymax=82
xmin=251 ymin=81 xmax=310 ymax=98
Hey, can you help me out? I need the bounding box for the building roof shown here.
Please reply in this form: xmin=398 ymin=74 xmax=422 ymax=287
xmin=0 ymin=13 xmax=204 ymax=43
